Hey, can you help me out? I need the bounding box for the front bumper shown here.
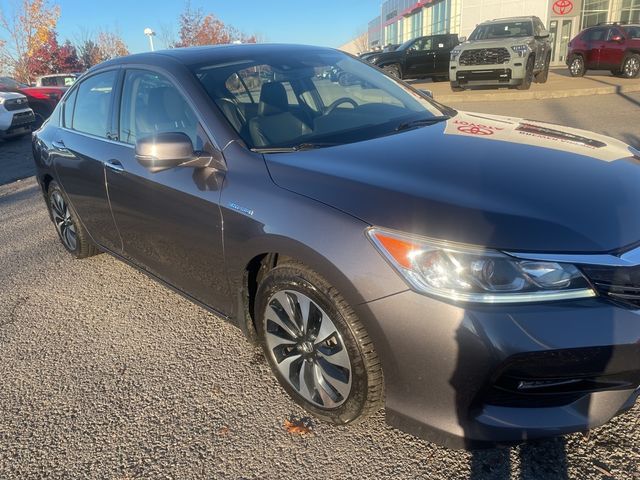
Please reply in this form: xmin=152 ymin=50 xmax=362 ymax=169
xmin=355 ymin=292 xmax=640 ymax=449
xmin=451 ymin=61 xmax=527 ymax=87
xmin=0 ymin=109 xmax=35 ymax=138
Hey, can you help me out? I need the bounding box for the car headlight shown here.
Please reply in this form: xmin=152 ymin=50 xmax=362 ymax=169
xmin=450 ymin=49 xmax=462 ymax=62
xmin=0 ymin=97 xmax=5 ymax=105
xmin=367 ymin=228 xmax=595 ymax=304
xmin=511 ymin=45 xmax=531 ymax=57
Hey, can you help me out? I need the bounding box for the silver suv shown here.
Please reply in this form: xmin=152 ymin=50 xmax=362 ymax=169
xmin=450 ymin=16 xmax=552 ymax=91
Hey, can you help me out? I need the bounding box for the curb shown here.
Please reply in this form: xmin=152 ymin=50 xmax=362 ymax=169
xmin=434 ymin=82 xmax=640 ymax=104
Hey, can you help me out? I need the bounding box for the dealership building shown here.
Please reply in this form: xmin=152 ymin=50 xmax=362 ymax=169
xmin=366 ymin=0 xmax=640 ymax=65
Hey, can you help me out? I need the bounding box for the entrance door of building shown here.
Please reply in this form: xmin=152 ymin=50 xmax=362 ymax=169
xmin=549 ymin=18 xmax=574 ymax=66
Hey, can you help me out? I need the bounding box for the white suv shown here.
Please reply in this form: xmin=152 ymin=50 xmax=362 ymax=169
xmin=0 ymin=91 xmax=35 ymax=139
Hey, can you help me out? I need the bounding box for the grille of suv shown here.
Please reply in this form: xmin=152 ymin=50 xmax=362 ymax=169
xmin=459 ymin=48 xmax=511 ymax=66
xmin=4 ymin=97 xmax=29 ymax=111
xmin=581 ymin=264 xmax=640 ymax=308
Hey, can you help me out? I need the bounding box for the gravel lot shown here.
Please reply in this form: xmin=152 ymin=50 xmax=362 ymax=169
xmin=1 ymin=94 xmax=639 ymax=479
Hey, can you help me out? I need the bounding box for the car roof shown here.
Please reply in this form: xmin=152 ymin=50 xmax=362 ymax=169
xmin=94 ymin=43 xmax=339 ymax=71
xmin=482 ymin=16 xmax=536 ymax=24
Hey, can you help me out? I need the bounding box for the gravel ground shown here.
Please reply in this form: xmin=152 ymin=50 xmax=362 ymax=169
xmin=0 ymin=135 xmax=35 ymax=185
xmin=0 ymin=179 xmax=638 ymax=480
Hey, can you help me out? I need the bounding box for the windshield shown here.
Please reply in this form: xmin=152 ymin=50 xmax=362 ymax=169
xmin=191 ymin=49 xmax=449 ymax=150
xmin=0 ymin=76 xmax=26 ymax=89
xmin=469 ymin=21 xmax=534 ymax=40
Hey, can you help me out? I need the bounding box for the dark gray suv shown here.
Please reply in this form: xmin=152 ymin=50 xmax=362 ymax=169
xmin=32 ymin=44 xmax=640 ymax=449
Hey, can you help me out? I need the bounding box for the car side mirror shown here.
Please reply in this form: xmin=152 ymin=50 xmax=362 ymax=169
xmin=536 ymin=32 xmax=550 ymax=39
xmin=420 ymin=89 xmax=434 ymax=99
xmin=610 ymin=35 xmax=624 ymax=43
xmin=135 ymin=132 xmax=213 ymax=173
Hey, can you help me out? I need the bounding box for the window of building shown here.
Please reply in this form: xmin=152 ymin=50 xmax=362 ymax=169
xmin=406 ymin=10 xmax=423 ymax=41
xmin=581 ymin=0 xmax=610 ymax=29
xmin=72 ymin=70 xmax=117 ymax=138
xmin=621 ymin=0 xmax=640 ymax=24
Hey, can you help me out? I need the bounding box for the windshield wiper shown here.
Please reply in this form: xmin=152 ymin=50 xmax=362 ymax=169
xmin=395 ymin=115 xmax=451 ymax=132
xmin=252 ymin=142 xmax=338 ymax=153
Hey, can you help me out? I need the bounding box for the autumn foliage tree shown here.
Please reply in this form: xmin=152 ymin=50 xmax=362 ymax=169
xmin=26 ymin=32 xmax=81 ymax=77
xmin=173 ymin=2 xmax=257 ymax=47
xmin=0 ymin=0 xmax=61 ymax=82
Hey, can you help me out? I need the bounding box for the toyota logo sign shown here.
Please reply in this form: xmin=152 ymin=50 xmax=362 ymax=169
xmin=552 ymin=0 xmax=573 ymax=15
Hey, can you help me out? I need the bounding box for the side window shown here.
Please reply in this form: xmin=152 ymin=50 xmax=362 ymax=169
xmin=587 ymin=28 xmax=607 ymax=42
xmin=410 ymin=37 xmax=433 ymax=51
xmin=72 ymin=70 xmax=117 ymax=138
xmin=63 ymin=88 xmax=78 ymax=128
xmin=607 ymin=28 xmax=623 ymax=40
xmin=534 ymin=18 xmax=546 ymax=37
xmin=119 ymin=70 xmax=203 ymax=149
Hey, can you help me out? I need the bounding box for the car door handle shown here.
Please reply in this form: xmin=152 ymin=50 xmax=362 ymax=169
xmin=105 ymin=159 xmax=124 ymax=173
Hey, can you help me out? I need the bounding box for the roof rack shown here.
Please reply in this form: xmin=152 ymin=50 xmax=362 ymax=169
xmin=596 ymin=21 xmax=628 ymax=26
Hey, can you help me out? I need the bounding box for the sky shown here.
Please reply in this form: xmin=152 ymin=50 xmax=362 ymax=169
xmin=5 ymin=0 xmax=380 ymax=53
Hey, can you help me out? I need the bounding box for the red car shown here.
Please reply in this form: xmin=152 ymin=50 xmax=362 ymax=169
xmin=0 ymin=76 xmax=66 ymax=128
xmin=567 ymin=23 xmax=640 ymax=78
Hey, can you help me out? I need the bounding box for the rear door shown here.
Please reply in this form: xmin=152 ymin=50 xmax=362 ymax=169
xmin=53 ymin=69 xmax=122 ymax=251
xmin=432 ymin=35 xmax=455 ymax=75
xmin=104 ymin=68 xmax=231 ymax=312
xmin=584 ymin=27 xmax=608 ymax=68
xmin=404 ymin=37 xmax=435 ymax=76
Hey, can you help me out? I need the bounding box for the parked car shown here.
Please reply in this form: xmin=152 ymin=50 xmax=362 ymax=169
xmin=449 ymin=16 xmax=552 ymax=91
xmin=0 ymin=76 xmax=66 ymax=128
xmin=0 ymin=91 xmax=34 ymax=139
xmin=567 ymin=23 xmax=640 ymax=78
xmin=365 ymin=33 xmax=460 ymax=81
xmin=32 ymin=44 xmax=640 ymax=449
xmin=35 ymin=73 xmax=79 ymax=87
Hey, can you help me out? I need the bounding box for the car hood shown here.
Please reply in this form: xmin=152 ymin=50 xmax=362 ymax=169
xmin=263 ymin=112 xmax=640 ymax=253
xmin=459 ymin=37 xmax=534 ymax=50
xmin=0 ymin=91 xmax=27 ymax=100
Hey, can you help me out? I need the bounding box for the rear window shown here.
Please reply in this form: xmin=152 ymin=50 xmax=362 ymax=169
xmin=624 ymin=26 xmax=640 ymax=38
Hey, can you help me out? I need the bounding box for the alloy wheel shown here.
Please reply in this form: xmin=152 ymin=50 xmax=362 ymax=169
xmin=570 ymin=57 xmax=583 ymax=76
xmin=50 ymin=191 xmax=77 ymax=251
xmin=263 ymin=290 xmax=352 ymax=409
xmin=624 ymin=57 xmax=639 ymax=78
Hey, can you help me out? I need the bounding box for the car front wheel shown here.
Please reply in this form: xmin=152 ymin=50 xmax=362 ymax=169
xmin=621 ymin=54 xmax=640 ymax=79
xmin=569 ymin=56 xmax=585 ymax=77
xmin=383 ymin=64 xmax=402 ymax=80
xmin=255 ymin=261 xmax=384 ymax=424
xmin=47 ymin=181 xmax=99 ymax=259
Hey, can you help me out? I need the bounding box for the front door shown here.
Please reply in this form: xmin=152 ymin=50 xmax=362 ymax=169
xmin=600 ymin=27 xmax=627 ymax=69
xmin=404 ymin=37 xmax=435 ymax=76
xmin=105 ymin=69 xmax=231 ymax=313
xmin=584 ymin=27 xmax=608 ymax=68
xmin=53 ymin=69 xmax=122 ymax=252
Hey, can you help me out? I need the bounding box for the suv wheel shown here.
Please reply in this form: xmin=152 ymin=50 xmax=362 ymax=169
xmin=569 ymin=55 xmax=585 ymax=77
xmin=534 ymin=53 xmax=552 ymax=83
xmin=255 ymin=261 xmax=384 ymax=424
xmin=621 ymin=54 xmax=640 ymax=79
xmin=383 ymin=64 xmax=402 ymax=80
xmin=516 ymin=56 xmax=535 ymax=90
xmin=47 ymin=181 xmax=99 ymax=259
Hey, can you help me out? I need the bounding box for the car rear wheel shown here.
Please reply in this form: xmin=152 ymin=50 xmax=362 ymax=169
xmin=450 ymin=83 xmax=464 ymax=92
xmin=47 ymin=181 xmax=99 ymax=259
xmin=621 ymin=54 xmax=640 ymax=79
xmin=569 ymin=56 xmax=585 ymax=77
xmin=517 ymin=56 xmax=535 ymax=90
xmin=383 ymin=64 xmax=402 ymax=80
xmin=255 ymin=261 xmax=383 ymax=424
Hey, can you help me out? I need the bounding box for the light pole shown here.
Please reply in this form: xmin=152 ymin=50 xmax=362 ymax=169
xmin=144 ymin=27 xmax=156 ymax=51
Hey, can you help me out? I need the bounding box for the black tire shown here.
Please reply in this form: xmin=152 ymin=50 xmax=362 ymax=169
xmin=255 ymin=261 xmax=384 ymax=425
xmin=517 ymin=56 xmax=535 ymax=90
xmin=450 ymin=83 xmax=464 ymax=92
xmin=47 ymin=181 xmax=99 ymax=259
xmin=534 ymin=53 xmax=552 ymax=83
xmin=611 ymin=69 xmax=623 ymax=77
xmin=569 ymin=55 xmax=585 ymax=77
xmin=383 ymin=63 xmax=402 ymax=80
xmin=621 ymin=54 xmax=640 ymax=79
